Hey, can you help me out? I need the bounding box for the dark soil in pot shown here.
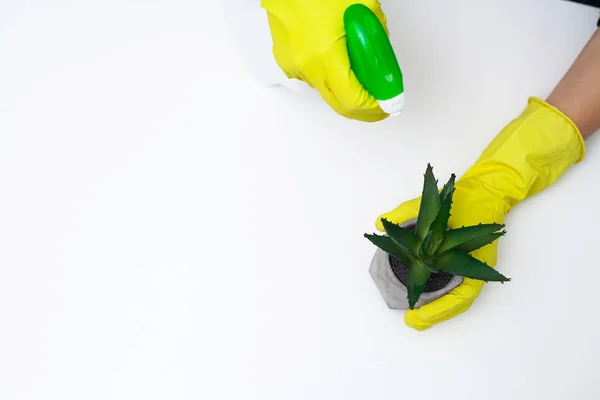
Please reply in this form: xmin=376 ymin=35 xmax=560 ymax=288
xmin=388 ymin=223 xmax=454 ymax=292
xmin=389 ymin=255 xmax=453 ymax=292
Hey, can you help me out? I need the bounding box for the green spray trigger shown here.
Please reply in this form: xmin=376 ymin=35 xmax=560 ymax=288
xmin=344 ymin=4 xmax=405 ymax=116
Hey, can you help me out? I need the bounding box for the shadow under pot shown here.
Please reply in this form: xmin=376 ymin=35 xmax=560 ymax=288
xmin=368 ymin=219 xmax=463 ymax=310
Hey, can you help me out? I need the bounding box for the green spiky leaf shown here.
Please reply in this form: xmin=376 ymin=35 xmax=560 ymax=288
xmin=380 ymin=218 xmax=420 ymax=255
xmin=415 ymin=164 xmax=440 ymax=240
xmin=423 ymin=188 xmax=454 ymax=257
xmin=421 ymin=258 xmax=440 ymax=273
xmin=455 ymin=231 xmax=505 ymax=253
xmin=418 ymin=231 xmax=440 ymax=273
xmin=407 ymin=261 xmax=432 ymax=309
xmin=419 ymin=230 xmax=433 ymax=257
xmin=434 ymin=251 xmax=510 ymax=282
xmin=439 ymin=173 xmax=456 ymax=204
xmin=437 ymin=224 xmax=506 ymax=254
xmin=364 ymin=233 xmax=414 ymax=265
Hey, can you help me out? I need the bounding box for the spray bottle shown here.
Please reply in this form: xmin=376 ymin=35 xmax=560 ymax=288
xmin=344 ymin=4 xmax=405 ymax=116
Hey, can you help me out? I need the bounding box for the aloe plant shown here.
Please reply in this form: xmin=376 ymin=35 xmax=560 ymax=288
xmin=365 ymin=164 xmax=510 ymax=309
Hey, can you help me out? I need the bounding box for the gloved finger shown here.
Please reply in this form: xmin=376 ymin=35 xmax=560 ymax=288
xmin=375 ymin=197 xmax=421 ymax=231
xmin=469 ymin=242 xmax=498 ymax=268
xmin=404 ymin=301 xmax=474 ymax=331
xmin=323 ymin=39 xmax=388 ymax=120
xmin=317 ymin=82 xmax=388 ymax=122
xmin=414 ymin=278 xmax=485 ymax=322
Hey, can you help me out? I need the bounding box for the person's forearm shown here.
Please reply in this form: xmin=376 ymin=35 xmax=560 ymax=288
xmin=547 ymin=28 xmax=600 ymax=139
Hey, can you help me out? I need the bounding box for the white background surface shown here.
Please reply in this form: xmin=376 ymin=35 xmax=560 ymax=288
xmin=2 ymin=1 xmax=600 ymax=399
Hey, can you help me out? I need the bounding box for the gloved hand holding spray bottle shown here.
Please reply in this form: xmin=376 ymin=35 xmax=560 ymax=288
xmin=261 ymin=0 xmax=399 ymax=122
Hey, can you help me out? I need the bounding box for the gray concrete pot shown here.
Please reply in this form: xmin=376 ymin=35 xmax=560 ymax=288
xmin=368 ymin=219 xmax=463 ymax=310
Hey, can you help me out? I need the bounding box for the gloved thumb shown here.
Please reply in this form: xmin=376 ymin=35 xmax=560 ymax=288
xmin=375 ymin=196 xmax=421 ymax=232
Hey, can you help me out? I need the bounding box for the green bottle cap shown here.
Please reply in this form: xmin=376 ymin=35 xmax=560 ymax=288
xmin=344 ymin=4 xmax=405 ymax=116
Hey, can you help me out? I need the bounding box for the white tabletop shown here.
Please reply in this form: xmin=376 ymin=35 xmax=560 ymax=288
xmin=1 ymin=1 xmax=600 ymax=399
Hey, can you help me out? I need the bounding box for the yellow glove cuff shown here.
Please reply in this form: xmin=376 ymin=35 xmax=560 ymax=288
xmin=460 ymin=97 xmax=585 ymax=213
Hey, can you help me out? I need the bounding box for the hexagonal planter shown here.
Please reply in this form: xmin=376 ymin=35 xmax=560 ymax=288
xmin=368 ymin=219 xmax=463 ymax=310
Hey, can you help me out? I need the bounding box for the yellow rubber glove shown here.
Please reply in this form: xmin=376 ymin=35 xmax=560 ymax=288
xmin=261 ymin=0 xmax=388 ymax=122
xmin=376 ymin=97 xmax=585 ymax=330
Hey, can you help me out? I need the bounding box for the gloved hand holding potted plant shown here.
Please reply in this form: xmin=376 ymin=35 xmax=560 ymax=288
xmin=367 ymin=97 xmax=585 ymax=331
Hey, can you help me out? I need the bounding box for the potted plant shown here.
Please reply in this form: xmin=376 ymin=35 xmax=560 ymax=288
xmin=365 ymin=164 xmax=510 ymax=310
